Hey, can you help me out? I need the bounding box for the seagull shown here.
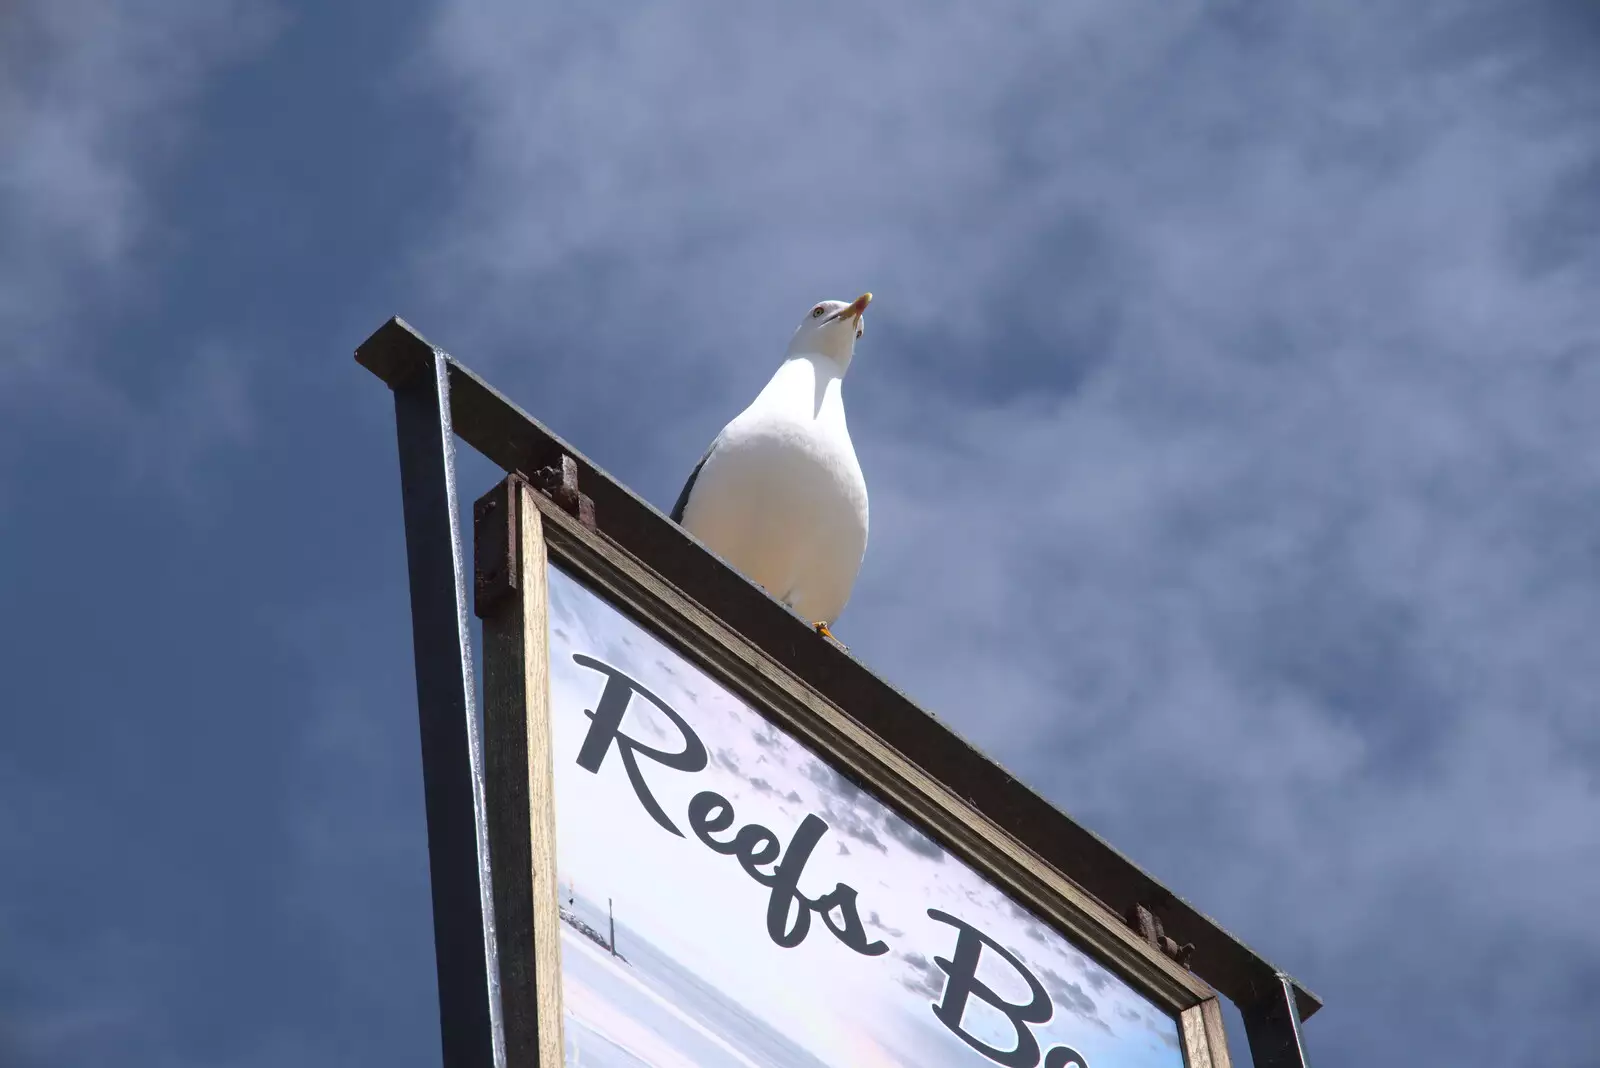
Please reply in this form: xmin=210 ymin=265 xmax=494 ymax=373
xmin=670 ymin=293 xmax=873 ymax=642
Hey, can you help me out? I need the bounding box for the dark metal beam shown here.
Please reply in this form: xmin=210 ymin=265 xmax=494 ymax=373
xmin=390 ymin=346 xmax=506 ymax=1068
xmin=357 ymin=315 xmax=1322 ymax=1029
xmin=1243 ymin=972 xmax=1312 ymax=1068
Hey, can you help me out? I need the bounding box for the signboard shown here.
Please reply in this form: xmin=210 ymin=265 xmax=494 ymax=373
xmin=356 ymin=317 xmax=1319 ymax=1068
xmin=545 ymin=561 xmax=1185 ymax=1068
xmin=473 ymin=477 xmax=1231 ymax=1068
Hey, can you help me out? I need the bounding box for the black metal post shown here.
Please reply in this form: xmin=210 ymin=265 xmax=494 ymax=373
xmin=393 ymin=349 xmax=506 ymax=1068
xmin=1242 ymin=972 xmax=1310 ymax=1068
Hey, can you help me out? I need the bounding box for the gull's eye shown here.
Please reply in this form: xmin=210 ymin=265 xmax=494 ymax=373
xmin=812 ymin=306 xmax=826 ymax=318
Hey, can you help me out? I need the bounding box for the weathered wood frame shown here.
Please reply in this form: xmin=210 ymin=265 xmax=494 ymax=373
xmin=355 ymin=315 xmax=1319 ymax=1068
xmin=477 ymin=480 xmax=563 ymax=1067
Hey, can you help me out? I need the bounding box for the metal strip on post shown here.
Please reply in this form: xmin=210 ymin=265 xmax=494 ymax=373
xmin=392 ymin=349 xmax=506 ymax=1068
xmin=1243 ymin=973 xmax=1310 ymax=1068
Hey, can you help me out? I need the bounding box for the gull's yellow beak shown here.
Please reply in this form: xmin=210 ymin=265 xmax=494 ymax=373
xmin=843 ymin=292 xmax=872 ymax=320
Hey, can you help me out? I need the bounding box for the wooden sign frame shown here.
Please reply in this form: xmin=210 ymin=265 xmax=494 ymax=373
xmin=478 ymin=476 xmax=1237 ymax=1068
xmin=355 ymin=317 xmax=1320 ymax=1068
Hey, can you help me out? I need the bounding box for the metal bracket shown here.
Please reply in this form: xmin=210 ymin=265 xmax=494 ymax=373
xmin=473 ymin=476 xmax=522 ymax=621
xmin=529 ymin=454 xmax=595 ymax=530
xmin=476 ymin=458 xmax=591 ymax=623
xmin=1128 ymin=903 xmax=1195 ymax=969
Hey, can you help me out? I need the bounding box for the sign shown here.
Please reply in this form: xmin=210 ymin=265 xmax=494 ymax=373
xmin=356 ymin=316 xmax=1319 ymax=1068
xmin=545 ymin=561 xmax=1186 ymax=1068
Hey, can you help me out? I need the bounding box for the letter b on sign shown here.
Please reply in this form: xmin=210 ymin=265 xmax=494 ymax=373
xmin=926 ymin=909 xmax=1055 ymax=1068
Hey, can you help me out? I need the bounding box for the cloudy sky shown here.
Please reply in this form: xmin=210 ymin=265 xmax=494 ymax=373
xmin=2 ymin=1 xmax=1597 ymax=1065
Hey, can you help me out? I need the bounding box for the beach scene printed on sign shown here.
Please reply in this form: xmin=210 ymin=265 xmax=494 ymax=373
xmin=546 ymin=563 xmax=1185 ymax=1068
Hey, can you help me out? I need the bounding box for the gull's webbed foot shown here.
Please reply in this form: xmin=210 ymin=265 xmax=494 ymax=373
xmin=813 ymin=621 xmax=846 ymax=649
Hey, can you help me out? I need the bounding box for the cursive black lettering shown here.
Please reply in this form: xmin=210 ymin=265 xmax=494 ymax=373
xmin=688 ymin=789 xmax=783 ymax=875
xmin=571 ymin=654 xmax=708 ymax=836
xmin=686 ymin=790 xmax=738 ymax=849
xmin=569 ymin=658 xmax=889 ymax=963
xmin=763 ymin=813 xmax=826 ymax=948
xmin=688 ymin=790 xmax=889 ymax=957
xmin=926 ymin=909 xmax=1054 ymax=1068
xmin=810 ymin=883 xmax=889 ymax=956
xmin=733 ymin=824 xmax=782 ymax=879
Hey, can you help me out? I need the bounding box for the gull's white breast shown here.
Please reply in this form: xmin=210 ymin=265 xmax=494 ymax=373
xmin=680 ymin=355 xmax=868 ymax=625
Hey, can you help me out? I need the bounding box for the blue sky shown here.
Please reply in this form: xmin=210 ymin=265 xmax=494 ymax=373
xmin=3 ymin=1 xmax=1598 ymax=1065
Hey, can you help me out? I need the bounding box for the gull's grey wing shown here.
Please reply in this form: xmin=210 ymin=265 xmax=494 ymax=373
xmin=669 ymin=437 xmax=720 ymax=523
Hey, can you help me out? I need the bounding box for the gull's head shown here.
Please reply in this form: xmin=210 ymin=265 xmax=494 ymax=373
xmin=788 ymin=292 xmax=872 ymax=368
